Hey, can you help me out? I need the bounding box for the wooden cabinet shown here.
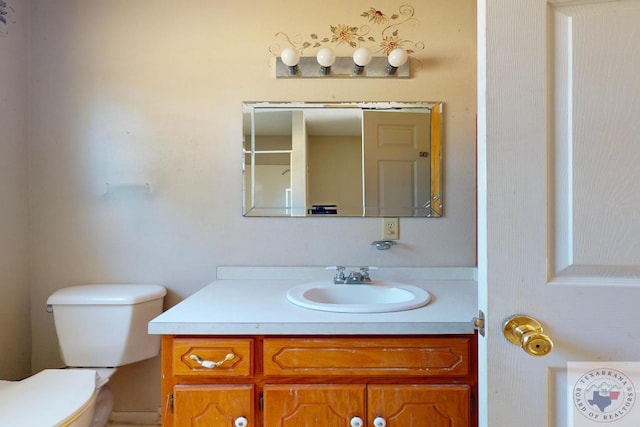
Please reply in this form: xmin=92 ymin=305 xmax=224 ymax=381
xmin=173 ymin=384 xmax=253 ymax=427
xmin=264 ymin=384 xmax=469 ymax=426
xmin=161 ymin=335 xmax=476 ymax=427
xmin=367 ymin=384 xmax=470 ymax=426
xmin=264 ymin=384 xmax=366 ymax=426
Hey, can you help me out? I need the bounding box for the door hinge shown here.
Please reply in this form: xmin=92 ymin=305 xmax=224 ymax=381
xmin=473 ymin=310 xmax=485 ymax=336
xmin=259 ymin=392 xmax=264 ymax=412
xmin=168 ymin=392 xmax=174 ymax=414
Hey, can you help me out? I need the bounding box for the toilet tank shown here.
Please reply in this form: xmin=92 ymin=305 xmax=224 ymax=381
xmin=47 ymin=284 xmax=167 ymax=367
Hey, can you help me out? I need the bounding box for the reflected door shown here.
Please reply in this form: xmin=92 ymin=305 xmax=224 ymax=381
xmin=363 ymin=111 xmax=430 ymax=216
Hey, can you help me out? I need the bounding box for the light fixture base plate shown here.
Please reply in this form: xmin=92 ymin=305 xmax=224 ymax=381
xmin=275 ymin=56 xmax=410 ymax=78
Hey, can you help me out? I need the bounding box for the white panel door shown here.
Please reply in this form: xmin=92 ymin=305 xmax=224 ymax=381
xmin=479 ymin=1 xmax=640 ymax=426
xmin=363 ymin=111 xmax=430 ymax=216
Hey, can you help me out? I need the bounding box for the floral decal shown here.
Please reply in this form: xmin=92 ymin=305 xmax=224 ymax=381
xmin=330 ymin=24 xmax=360 ymax=46
xmin=363 ymin=7 xmax=390 ymax=25
xmin=270 ymin=5 xmax=424 ymax=56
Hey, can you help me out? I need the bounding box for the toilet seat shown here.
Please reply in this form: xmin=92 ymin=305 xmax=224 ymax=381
xmin=66 ymin=366 xmax=117 ymax=388
xmin=0 ymin=369 xmax=98 ymax=426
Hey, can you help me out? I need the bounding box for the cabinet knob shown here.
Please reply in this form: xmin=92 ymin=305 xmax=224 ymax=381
xmin=350 ymin=416 xmax=364 ymax=427
xmin=373 ymin=416 xmax=387 ymax=427
xmin=235 ymin=416 xmax=248 ymax=427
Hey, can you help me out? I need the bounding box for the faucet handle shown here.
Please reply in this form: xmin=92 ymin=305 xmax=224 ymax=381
xmin=326 ymin=266 xmax=346 ymax=282
xmin=358 ymin=266 xmax=377 ymax=280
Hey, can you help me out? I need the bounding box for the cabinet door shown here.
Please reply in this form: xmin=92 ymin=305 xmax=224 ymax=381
xmin=173 ymin=384 xmax=253 ymax=427
xmin=264 ymin=384 xmax=366 ymax=427
xmin=368 ymin=384 xmax=470 ymax=427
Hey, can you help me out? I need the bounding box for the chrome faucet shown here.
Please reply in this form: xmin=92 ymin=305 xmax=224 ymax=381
xmin=345 ymin=269 xmax=370 ymax=284
xmin=327 ymin=266 xmax=376 ymax=284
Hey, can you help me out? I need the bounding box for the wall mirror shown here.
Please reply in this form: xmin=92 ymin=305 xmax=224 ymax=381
xmin=242 ymin=101 xmax=443 ymax=217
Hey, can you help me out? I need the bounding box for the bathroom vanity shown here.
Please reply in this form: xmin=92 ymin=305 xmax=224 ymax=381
xmin=149 ymin=269 xmax=478 ymax=427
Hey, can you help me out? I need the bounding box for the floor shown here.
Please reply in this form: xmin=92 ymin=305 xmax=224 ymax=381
xmin=107 ymin=412 xmax=161 ymax=426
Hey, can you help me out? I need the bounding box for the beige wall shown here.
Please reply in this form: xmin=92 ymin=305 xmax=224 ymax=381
xmin=0 ymin=0 xmax=31 ymax=381
xmin=24 ymin=0 xmax=476 ymax=413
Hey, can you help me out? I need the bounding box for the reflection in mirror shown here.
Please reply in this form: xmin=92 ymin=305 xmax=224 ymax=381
xmin=243 ymin=102 xmax=442 ymax=217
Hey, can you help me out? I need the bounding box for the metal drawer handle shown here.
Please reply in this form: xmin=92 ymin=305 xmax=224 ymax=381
xmin=189 ymin=353 xmax=235 ymax=368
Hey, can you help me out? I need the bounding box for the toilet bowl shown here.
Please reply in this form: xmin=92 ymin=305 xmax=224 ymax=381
xmin=0 ymin=284 xmax=166 ymax=427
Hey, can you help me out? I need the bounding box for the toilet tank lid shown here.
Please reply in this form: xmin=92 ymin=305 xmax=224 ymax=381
xmin=47 ymin=284 xmax=167 ymax=305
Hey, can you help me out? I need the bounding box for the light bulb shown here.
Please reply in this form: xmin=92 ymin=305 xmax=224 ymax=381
xmin=353 ymin=48 xmax=372 ymax=66
xmin=281 ymin=47 xmax=300 ymax=75
xmin=352 ymin=47 xmax=372 ymax=75
xmin=386 ymin=48 xmax=408 ymax=75
xmin=281 ymin=47 xmax=300 ymax=66
xmin=388 ymin=48 xmax=408 ymax=67
xmin=316 ymin=48 xmax=336 ymax=67
xmin=316 ymin=47 xmax=336 ymax=75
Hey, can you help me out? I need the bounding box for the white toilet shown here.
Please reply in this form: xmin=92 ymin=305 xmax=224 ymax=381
xmin=0 ymin=284 xmax=166 ymax=427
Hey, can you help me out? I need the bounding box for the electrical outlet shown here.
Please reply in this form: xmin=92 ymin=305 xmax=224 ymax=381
xmin=382 ymin=217 xmax=399 ymax=240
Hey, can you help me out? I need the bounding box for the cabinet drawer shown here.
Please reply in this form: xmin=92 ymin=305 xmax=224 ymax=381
xmin=264 ymin=337 xmax=469 ymax=377
xmin=172 ymin=338 xmax=252 ymax=377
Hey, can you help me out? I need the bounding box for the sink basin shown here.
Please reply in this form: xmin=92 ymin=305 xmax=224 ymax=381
xmin=286 ymin=282 xmax=431 ymax=313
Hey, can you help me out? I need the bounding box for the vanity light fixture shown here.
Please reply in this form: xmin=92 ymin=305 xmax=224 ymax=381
xmin=386 ymin=48 xmax=409 ymax=75
xmin=280 ymin=47 xmax=300 ymax=75
xmin=276 ymin=47 xmax=410 ymax=78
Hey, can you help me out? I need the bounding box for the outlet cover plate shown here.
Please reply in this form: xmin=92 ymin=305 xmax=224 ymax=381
xmin=383 ymin=217 xmax=399 ymax=240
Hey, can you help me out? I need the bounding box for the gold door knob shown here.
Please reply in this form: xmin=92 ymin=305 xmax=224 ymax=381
xmin=503 ymin=315 xmax=553 ymax=357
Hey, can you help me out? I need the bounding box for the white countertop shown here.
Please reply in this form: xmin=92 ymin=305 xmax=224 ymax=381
xmin=148 ymin=277 xmax=478 ymax=335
